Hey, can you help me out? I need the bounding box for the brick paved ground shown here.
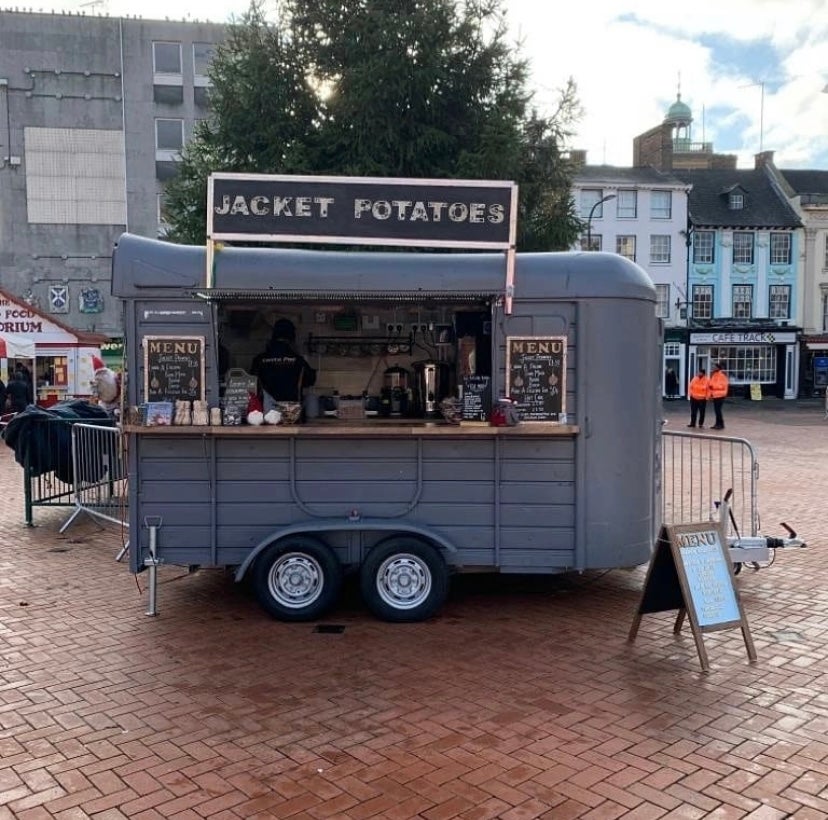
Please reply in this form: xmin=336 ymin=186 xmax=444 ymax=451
xmin=0 ymin=401 xmax=826 ymax=819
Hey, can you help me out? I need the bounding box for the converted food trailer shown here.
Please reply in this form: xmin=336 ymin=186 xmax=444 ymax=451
xmin=113 ymin=232 xmax=661 ymax=622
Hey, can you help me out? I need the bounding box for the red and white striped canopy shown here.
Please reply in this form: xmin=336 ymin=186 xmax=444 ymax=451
xmin=0 ymin=332 xmax=36 ymax=359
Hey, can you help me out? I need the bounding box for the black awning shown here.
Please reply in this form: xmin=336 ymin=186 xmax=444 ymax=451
xmin=193 ymin=289 xmax=494 ymax=303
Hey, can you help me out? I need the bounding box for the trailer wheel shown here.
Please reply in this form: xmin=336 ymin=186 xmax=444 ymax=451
xmin=360 ymin=537 xmax=449 ymax=622
xmin=253 ymin=536 xmax=342 ymax=622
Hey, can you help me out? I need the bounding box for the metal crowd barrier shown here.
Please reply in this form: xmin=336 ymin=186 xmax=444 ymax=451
xmin=18 ymin=417 xmax=92 ymax=526
xmin=661 ymin=429 xmax=759 ymax=537
xmin=60 ymin=422 xmax=128 ymax=535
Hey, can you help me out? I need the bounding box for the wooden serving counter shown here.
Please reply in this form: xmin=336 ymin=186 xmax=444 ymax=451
xmin=121 ymin=420 xmax=580 ymax=437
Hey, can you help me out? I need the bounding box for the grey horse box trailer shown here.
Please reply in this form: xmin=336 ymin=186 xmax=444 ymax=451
xmin=112 ymin=233 xmax=661 ymax=622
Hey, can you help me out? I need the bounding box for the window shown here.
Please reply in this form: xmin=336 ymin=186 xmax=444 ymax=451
xmin=708 ymin=346 xmax=776 ymax=383
xmin=824 ymin=235 xmax=828 ymax=270
xmin=650 ymin=190 xmax=671 ymax=219
xmin=769 ymin=285 xmax=791 ymax=319
xmin=153 ymin=42 xmax=182 ymax=74
xmin=616 ymin=235 xmax=636 ymax=261
xmin=650 ymin=235 xmax=671 ymax=264
xmin=692 ymin=285 xmax=713 ymax=319
xmin=770 ymin=233 xmax=791 ymax=265
xmin=732 ymin=232 xmax=754 ymax=265
xmin=155 ymin=118 xmax=184 ymax=151
xmin=157 ymin=193 xmax=171 ymax=238
xmin=193 ymin=43 xmax=215 ymax=77
xmin=732 ymin=284 xmax=753 ymax=319
xmin=616 ymin=189 xmax=637 ymax=218
xmin=823 ymin=290 xmax=828 ymax=332
xmin=728 ymin=192 xmax=744 ymax=210
xmin=655 ymin=284 xmax=670 ymax=318
xmin=580 ymin=235 xmax=601 ymax=251
xmin=693 ymin=231 xmax=715 ymax=264
xmin=579 ymin=189 xmax=604 ymax=219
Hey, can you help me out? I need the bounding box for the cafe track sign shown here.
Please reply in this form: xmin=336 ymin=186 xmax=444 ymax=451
xmin=207 ymin=173 xmax=517 ymax=250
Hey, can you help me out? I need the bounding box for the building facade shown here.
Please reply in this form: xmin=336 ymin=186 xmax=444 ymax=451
xmin=0 ymin=10 xmax=225 ymax=343
xmin=571 ymin=162 xmax=692 ymax=396
xmin=772 ymin=169 xmax=828 ymax=397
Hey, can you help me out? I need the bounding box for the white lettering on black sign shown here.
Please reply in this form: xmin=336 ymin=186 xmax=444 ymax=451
xmin=506 ymin=336 xmax=567 ymax=422
xmin=208 ymin=174 xmax=515 ymax=247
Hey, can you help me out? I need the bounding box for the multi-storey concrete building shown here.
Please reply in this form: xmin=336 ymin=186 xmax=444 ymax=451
xmin=0 ymin=9 xmax=225 ymax=349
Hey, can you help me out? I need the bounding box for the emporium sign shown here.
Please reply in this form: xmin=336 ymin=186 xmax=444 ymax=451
xmin=207 ymin=173 xmax=517 ymax=249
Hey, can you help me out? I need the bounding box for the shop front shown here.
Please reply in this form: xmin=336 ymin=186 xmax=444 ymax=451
xmin=800 ymin=334 xmax=828 ymax=398
xmin=688 ymin=325 xmax=800 ymax=399
xmin=663 ymin=328 xmax=687 ymax=399
xmin=0 ymin=288 xmax=109 ymax=406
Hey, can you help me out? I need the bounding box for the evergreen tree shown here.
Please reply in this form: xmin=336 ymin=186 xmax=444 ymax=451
xmin=163 ymin=0 xmax=581 ymax=249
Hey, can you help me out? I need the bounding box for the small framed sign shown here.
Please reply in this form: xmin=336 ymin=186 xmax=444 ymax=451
xmin=629 ymin=521 xmax=756 ymax=672
xmin=143 ymin=336 xmax=206 ymax=404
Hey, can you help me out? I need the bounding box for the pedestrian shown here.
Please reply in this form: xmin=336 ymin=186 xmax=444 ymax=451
xmin=665 ymin=367 xmax=679 ymax=399
xmin=709 ymin=361 xmax=729 ymax=429
xmin=687 ymin=367 xmax=709 ymax=428
xmin=250 ymin=318 xmax=316 ymax=410
xmin=0 ymin=375 xmax=6 ymax=413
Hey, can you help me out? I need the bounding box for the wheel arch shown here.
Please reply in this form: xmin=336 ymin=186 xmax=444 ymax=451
xmin=235 ymin=518 xmax=461 ymax=582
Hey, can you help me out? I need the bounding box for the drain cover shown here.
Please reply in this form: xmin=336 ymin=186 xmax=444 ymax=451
xmin=314 ymin=624 xmax=345 ymax=634
xmin=771 ymin=630 xmax=804 ymax=643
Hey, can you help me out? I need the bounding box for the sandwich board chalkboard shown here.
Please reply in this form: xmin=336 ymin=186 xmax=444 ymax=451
xmin=144 ymin=336 xmax=205 ymax=404
xmin=461 ymin=375 xmax=491 ymax=421
xmin=628 ymin=521 xmax=755 ymax=672
xmin=222 ymin=368 xmax=257 ymax=426
xmin=506 ymin=336 xmax=566 ymax=422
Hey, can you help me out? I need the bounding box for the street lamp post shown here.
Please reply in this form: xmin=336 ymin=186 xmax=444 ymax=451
xmin=586 ymin=194 xmax=616 ymax=250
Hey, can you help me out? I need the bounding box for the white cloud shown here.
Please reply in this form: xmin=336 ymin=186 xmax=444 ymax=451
xmin=51 ymin=0 xmax=828 ymax=168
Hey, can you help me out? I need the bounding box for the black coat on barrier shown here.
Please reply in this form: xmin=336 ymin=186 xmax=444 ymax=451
xmin=2 ymin=400 xmax=113 ymax=483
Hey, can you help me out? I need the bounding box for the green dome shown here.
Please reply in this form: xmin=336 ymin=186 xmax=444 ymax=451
xmin=665 ymin=95 xmax=692 ymax=123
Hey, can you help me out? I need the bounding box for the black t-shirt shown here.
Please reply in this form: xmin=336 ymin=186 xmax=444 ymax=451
xmin=251 ymin=340 xmax=316 ymax=401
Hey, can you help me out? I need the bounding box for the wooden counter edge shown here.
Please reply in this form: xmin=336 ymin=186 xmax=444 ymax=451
xmin=121 ymin=423 xmax=580 ymax=437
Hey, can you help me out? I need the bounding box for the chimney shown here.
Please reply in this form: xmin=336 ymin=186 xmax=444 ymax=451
xmin=754 ymin=150 xmax=775 ymax=169
xmin=569 ymin=149 xmax=587 ymax=167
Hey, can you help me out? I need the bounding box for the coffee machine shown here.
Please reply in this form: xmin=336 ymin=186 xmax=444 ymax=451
xmin=413 ymin=360 xmax=451 ymax=418
xmin=380 ymin=365 xmax=410 ymax=417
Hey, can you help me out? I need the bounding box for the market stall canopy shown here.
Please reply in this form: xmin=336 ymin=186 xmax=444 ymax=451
xmin=0 ymin=331 xmax=36 ymax=358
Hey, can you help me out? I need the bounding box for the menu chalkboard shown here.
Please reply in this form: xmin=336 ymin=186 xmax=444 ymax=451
xmin=144 ymin=336 xmax=205 ymax=403
xmin=222 ymin=368 xmax=257 ymax=426
xmin=506 ymin=336 xmax=566 ymax=422
xmin=674 ymin=526 xmax=741 ymax=627
xmin=629 ymin=522 xmax=755 ymax=672
xmin=461 ymin=375 xmax=491 ymax=421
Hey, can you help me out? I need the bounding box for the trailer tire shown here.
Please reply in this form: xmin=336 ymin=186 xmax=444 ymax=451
xmin=360 ymin=537 xmax=449 ymax=622
xmin=252 ymin=536 xmax=342 ymax=622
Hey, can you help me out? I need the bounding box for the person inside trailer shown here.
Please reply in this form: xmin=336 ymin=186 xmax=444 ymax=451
xmin=250 ymin=318 xmax=316 ymax=411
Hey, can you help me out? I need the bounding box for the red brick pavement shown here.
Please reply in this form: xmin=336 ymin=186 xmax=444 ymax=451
xmin=0 ymin=403 xmax=827 ymax=819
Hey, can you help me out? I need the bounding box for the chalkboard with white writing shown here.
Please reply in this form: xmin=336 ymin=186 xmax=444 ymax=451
xmin=461 ymin=375 xmax=491 ymax=421
xmin=629 ymin=522 xmax=755 ymax=672
xmin=144 ymin=336 xmax=205 ymax=404
xmin=222 ymin=368 xmax=257 ymax=426
xmin=506 ymin=336 xmax=566 ymax=422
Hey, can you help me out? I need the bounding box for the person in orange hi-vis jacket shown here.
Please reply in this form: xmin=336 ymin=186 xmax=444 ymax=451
xmin=687 ymin=367 xmax=709 ymax=428
xmin=709 ymin=361 xmax=729 ymax=429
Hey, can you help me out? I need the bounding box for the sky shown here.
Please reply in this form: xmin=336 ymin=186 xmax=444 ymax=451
xmin=54 ymin=0 xmax=828 ymax=170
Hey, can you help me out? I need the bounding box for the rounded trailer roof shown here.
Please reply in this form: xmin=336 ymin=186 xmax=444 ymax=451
xmin=112 ymin=234 xmax=655 ymax=303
